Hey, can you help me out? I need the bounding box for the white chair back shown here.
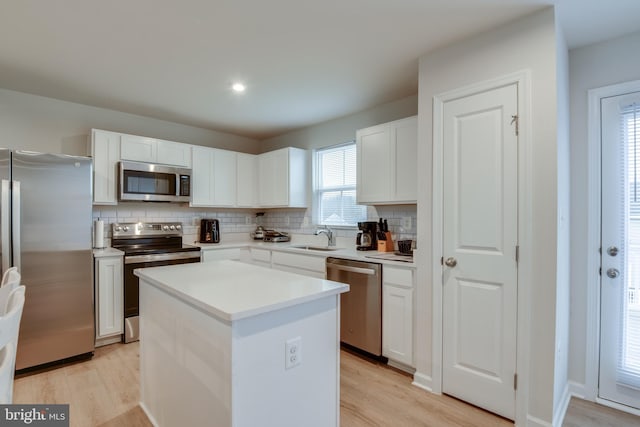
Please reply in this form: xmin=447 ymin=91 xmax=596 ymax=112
xmin=1 ymin=267 xmax=19 ymax=288
xmin=0 ymin=285 xmax=25 ymax=404
xmin=0 ymin=268 xmax=20 ymax=316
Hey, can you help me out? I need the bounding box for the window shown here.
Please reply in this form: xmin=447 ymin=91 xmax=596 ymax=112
xmin=315 ymin=142 xmax=366 ymax=226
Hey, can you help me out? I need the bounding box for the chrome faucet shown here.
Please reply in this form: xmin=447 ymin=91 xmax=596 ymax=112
xmin=315 ymin=226 xmax=336 ymax=246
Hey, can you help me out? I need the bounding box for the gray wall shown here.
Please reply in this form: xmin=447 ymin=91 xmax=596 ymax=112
xmin=416 ymin=8 xmax=562 ymax=424
xmin=260 ymin=95 xmax=417 ymax=152
xmin=0 ymin=88 xmax=260 ymax=156
xmin=568 ymin=30 xmax=640 ymax=393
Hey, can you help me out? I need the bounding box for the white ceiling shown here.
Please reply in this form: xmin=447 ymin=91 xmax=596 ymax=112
xmin=1 ymin=0 xmax=639 ymax=140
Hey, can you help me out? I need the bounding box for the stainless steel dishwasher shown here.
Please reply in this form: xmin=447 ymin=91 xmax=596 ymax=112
xmin=326 ymin=257 xmax=382 ymax=356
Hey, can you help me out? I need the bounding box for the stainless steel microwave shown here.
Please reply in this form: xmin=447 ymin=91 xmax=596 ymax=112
xmin=119 ymin=161 xmax=191 ymax=202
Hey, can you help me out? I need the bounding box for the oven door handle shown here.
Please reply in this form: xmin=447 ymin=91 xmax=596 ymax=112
xmin=125 ymin=252 xmax=201 ymax=264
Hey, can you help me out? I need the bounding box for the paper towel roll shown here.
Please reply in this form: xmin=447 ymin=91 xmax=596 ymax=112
xmin=94 ymin=220 xmax=105 ymax=249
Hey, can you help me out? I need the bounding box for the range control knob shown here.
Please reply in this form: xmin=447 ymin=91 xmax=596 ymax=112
xmin=115 ymin=226 xmax=122 ymax=232
xmin=163 ymin=225 xmax=169 ymax=231
xmin=169 ymin=225 xmax=176 ymax=230
xmin=123 ymin=226 xmax=129 ymax=232
xmin=176 ymin=225 xmax=182 ymax=230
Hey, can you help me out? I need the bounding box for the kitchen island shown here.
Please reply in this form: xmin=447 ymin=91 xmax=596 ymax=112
xmin=134 ymin=260 xmax=349 ymax=427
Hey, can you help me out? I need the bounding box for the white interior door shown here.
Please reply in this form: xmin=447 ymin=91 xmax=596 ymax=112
xmin=600 ymin=90 xmax=640 ymax=410
xmin=442 ymin=83 xmax=518 ymax=420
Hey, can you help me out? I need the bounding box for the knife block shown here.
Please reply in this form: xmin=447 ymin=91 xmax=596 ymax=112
xmin=377 ymin=232 xmax=394 ymax=252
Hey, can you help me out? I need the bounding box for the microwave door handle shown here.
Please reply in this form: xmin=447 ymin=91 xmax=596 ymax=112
xmin=1 ymin=180 xmax=10 ymax=275
xmin=11 ymin=181 xmax=20 ymax=273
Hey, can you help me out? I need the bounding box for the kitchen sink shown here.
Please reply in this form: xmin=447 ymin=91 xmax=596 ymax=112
xmin=290 ymin=245 xmax=342 ymax=252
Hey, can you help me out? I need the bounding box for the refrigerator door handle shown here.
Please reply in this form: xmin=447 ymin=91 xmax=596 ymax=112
xmin=11 ymin=181 xmax=20 ymax=273
xmin=1 ymin=180 xmax=10 ymax=275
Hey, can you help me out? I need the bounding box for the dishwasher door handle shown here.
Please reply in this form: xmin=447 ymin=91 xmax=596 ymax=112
xmin=327 ymin=264 xmax=377 ymax=276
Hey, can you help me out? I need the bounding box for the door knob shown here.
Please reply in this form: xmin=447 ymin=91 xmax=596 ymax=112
xmin=607 ymin=246 xmax=619 ymax=257
xmin=606 ymin=268 xmax=619 ymax=279
xmin=444 ymin=257 xmax=457 ymax=267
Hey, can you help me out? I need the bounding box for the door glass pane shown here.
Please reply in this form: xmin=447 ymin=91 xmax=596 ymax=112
xmin=619 ymin=103 xmax=640 ymax=387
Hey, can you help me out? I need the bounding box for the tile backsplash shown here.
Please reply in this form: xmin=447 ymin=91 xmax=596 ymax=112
xmin=93 ymin=203 xmax=417 ymax=248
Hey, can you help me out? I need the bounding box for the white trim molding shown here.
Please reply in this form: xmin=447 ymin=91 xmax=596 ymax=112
xmin=431 ymin=70 xmax=532 ymax=426
xmin=412 ymin=372 xmax=434 ymax=393
xmin=585 ymin=79 xmax=640 ymax=404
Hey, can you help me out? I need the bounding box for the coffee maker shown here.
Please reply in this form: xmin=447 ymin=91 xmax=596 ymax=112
xmin=199 ymin=219 xmax=220 ymax=243
xmin=356 ymin=221 xmax=378 ymax=251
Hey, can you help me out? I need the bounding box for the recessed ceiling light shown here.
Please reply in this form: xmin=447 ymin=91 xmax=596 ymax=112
xmin=232 ymin=83 xmax=246 ymax=93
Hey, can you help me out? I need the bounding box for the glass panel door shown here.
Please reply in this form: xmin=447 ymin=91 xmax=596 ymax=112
xmin=600 ymin=91 xmax=640 ymax=409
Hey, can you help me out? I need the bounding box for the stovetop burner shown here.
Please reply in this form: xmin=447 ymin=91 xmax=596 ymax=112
xmin=111 ymin=222 xmax=201 ymax=255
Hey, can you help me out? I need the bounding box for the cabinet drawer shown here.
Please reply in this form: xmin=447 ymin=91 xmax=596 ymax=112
xmin=383 ymin=266 xmax=413 ymax=288
xmin=272 ymin=251 xmax=325 ymax=273
xmin=202 ymin=248 xmax=242 ymax=262
xmin=251 ymin=248 xmax=271 ymax=263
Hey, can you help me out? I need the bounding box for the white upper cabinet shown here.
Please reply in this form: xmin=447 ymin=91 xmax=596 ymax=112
xmin=356 ymin=116 xmax=417 ymax=204
xmin=91 ymin=129 xmax=121 ymax=205
xmin=190 ymin=146 xmax=236 ymax=207
xmin=120 ymin=134 xmax=157 ymax=163
xmin=121 ymin=134 xmax=191 ymax=168
xmin=156 ymin=139 xmax=192 ymax=167
xmin=237 ymin=153 xmax=257 ymax=208
xmin=258 ymin=147 xmax=307 ymax=208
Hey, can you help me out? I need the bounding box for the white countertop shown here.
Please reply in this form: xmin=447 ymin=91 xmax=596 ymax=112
xmin=196 ymin=240 xmax=416 ymax=267
xmin=135 ymin=260 xmax=350 ymax=322
xmin=93 ymin=247 xmax=124 ymax=258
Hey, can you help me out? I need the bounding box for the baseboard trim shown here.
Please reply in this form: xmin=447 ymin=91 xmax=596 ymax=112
xmin=526 ymin=414 xmax=552 ymax=427
xmin=139 ymin=402 xmax=159 ymax=427
xmin=552 ymin=382 xmax=571 ymax=427
xmin=412 ymin=371 xmax=434 ymax=393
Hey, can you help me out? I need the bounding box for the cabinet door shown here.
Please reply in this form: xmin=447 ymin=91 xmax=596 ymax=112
xmin=393 ymin=117 xmax=417 ymax=202
xmin=357 ymin=124 xmax=391 ymax=203
xmin=92 ymin=130 xmax=120 ymax=205
xmin=213 ymin=149 xmax=237 ymax=206
xmin=258 ymin=151 xmax=277 ymax=206
xmin=120 ymin=134 xmax=157 ymax=162
xmin=157 ymin=140 xmax=192 ymax=167
xmin=190 ymin=146 xmax=215 ymax=206
xmin=96 ymin=257 xmax=124 ymax=338
xmin=382 ymin=284 xmax=413 ymax=366
xmin=237 ymin=153 xmax=257 ymax=207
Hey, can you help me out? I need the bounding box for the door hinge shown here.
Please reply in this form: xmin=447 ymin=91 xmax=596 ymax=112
xmin=440 ymin=256 xmax=444 ymax=266
xmin=599 ymin=267 xmax=602 ymax=276
xmin=510 ymin=115 xmax=519 ymax=136
xmin=514 ymin=373 xmax=518 ymax=390
xmin=515 ymin=245 xmax=519 ymax=263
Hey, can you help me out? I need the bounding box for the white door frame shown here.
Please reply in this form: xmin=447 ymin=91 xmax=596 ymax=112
xmin=431 ymin=70 xmax=532 ymax=426
xmin=584 ymin=79 xmax=640 ymax=415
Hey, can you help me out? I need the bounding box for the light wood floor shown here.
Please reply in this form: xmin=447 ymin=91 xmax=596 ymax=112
xmin=11 ymin=343 xmax=640 ymax=426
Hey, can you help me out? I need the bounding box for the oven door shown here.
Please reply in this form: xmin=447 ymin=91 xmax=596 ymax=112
xmin=123 ymin=252 xmax=200 ymax=343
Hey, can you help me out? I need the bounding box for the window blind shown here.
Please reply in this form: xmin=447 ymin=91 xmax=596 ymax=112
xmin=315 ymin=143 xmax=365 ymax=226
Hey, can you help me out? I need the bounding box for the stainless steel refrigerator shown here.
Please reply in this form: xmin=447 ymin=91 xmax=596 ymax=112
xmin=0 ymin=150 xmax=94 ymax=370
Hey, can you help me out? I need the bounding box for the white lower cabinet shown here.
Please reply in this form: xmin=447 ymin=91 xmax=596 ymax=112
xmin=382 ymin=266 xmax=414 ymax=367
xmin=201 ymin=247 xmax=250 ymax=263
xmin=95 ymin=255 xmax=124 ymax=345
xmin=271 ymin=251 xmax=326 ymax=279
xmin=249 ymin=248 xmax=272 ymax=268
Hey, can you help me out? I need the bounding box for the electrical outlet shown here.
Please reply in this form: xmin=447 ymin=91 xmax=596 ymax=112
xmin=402 ymin=216 xmax=412 ymax=229
xmin=245 ymin=215 xmax=252 ymax=225
xmin=285 ymin=337 xmax=302 ymax=369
